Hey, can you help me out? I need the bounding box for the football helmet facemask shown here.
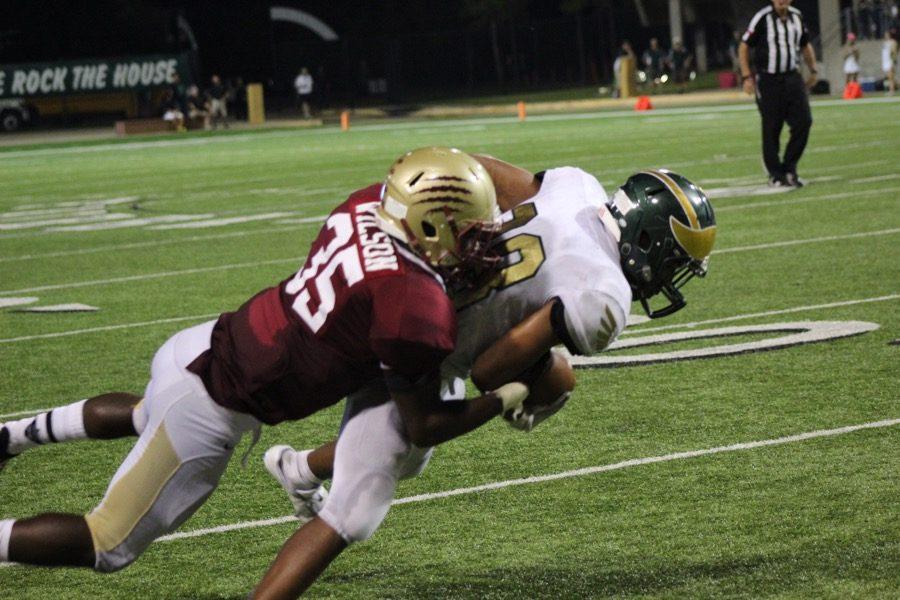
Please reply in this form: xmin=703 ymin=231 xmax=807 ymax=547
xmin=609 ymin=169 xmax=716 ymax=318
xmin=377 ymin=147 xmax=501 ymax=290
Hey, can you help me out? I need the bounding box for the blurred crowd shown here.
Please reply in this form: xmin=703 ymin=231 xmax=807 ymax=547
xmin=160 ymin=74 xmax=247 ymax=131
xmin=614 ymin=37 xmax=694 ymax=95
xmin=843 ymin=0 xmax=899 ymax=40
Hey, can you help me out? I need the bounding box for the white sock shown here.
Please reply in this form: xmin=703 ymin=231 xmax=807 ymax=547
xmin=290 ymin=449 xmax=323 ymax=488
xmin=4 ymin=399 xmax=88 ymax=455
xmin=0 ymin=519 xmax=15 ymax=562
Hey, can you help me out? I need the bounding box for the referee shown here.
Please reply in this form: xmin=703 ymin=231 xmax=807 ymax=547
xmin=739 ymin=0 xmax=818 ymax=188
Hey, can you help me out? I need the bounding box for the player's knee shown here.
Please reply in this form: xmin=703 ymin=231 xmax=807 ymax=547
xmin=397 ymin=447 xmax=433 ymax=480
xmin=320 ymin=504 xmax=388 ymax=544
xmin=93 ymin=554 xmax=134 ymax=573
xmin=85 ymin=512 xmax=149 ymax=573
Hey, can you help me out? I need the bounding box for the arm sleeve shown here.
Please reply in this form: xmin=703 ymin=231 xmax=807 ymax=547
xmin=369 ymin=275 xmax=456 ymax=383
xmin=549 ymin=290 xmax=627 ymax=356
xmin=800 ymin=21 xmax=810 ymax=47
xmin=742 ymin=13 xmax=764 ymax=46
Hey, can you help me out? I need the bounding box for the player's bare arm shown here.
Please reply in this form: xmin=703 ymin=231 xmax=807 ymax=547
xmin=472 ymin=154 xmax=540 ymax=211
xmin=470 ymin=300 xmax=576 ymax=432
xmin=387 ymin=372 xmax=526 ymax=448
xmin=470 ymin=300 xmax=561 ymax=392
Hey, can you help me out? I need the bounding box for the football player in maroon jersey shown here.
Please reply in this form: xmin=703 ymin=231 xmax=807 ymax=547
xmin=253 ymin=156 xmax=716 ymax=599
xmin=0 ymin=148 xmax=529 ymax=582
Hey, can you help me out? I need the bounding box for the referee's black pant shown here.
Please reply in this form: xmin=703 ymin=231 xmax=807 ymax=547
xmin=755 ymin=71 xmax=813 ymax=178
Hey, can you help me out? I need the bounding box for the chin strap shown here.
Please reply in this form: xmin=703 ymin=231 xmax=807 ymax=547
xmin=599 ymin=206 xmax=622 ymax=242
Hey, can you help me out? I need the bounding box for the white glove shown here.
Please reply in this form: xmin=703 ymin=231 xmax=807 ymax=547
xmin=504 ymin=391 xmax=571 ymax=433
xmin=492 ymin=382 xmax=529 ymax=413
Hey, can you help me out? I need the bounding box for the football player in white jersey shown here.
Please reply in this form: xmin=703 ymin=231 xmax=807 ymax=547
xmin=252 ymin=157 xmax=717 ymax=598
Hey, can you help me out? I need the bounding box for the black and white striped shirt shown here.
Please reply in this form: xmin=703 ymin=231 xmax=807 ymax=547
xmin=742 ymin=5 xmax=810 ymax=74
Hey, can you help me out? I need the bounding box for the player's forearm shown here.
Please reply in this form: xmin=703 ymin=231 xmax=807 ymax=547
xmin=471 ymin=153 xmax=540 ymax=212
xmin=409 ymin=393 xmax=504 ymax=447
xmin=471 ymin=301 xmax=559 ymax=391
xmin=738 ymin=42 xmax=752 ymax=77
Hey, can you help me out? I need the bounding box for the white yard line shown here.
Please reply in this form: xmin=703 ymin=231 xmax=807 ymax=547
xmin=0 ymin=213 xmax=132 ymax=231
xmin=713 ymin=228 xmax=900 ymax=254
xmin=45 ymin=214 xmax=216 ymax=233
xmin=0 ymin=407 xmax=53 ymax=420
xmin=700 ymin=159 xmax=889 ymax=185
xmin=148 ymin=212 xmax=296 ymax=230
xmin=851 ymin=174 xmax=900 ymax=184
xmin=714 ymin=186 xmax=900 ymax=212
xmin=626 ymin=294 xmax=900 ymax=335
xmin=0 ymin=416 xmax=893 ymax=565
xmin=153 ymin=417 xmax=899 ymax=542
xmin=1 ymin=179 xmax=893 ymax=261
xmin=1 ymin=290 xmax=895 ymax=422
xmin=0 ymin=257 xmax=304 ymax=296
xmin=1 ymin=96 xmax=896 ymax=160
xmin=0 ymin=312 xmax=219 ymax=346
xmin=0 ymin=225 xmax=321 ymax=264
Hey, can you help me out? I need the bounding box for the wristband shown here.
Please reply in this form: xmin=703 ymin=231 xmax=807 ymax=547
xmin=493 ymin=382 xmax=529 ymax=412
xmin=741 ymin=74 xmax=753 ymax=82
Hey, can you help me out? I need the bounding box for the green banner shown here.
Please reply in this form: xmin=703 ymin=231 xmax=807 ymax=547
xmin=0 ymin=54 xmax=191 ymax=99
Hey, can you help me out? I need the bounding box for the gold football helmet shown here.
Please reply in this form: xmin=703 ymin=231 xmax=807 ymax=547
xmin=377 ymin=147 xmax=501 ymax=288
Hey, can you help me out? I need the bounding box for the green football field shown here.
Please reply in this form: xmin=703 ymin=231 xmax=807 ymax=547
xmin=0 ymin=97 xmax=898 ymax=599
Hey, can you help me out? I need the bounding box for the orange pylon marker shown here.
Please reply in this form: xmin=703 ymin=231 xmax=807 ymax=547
xmin=842 ymin=82 xmax=863 ymax=100
xmin=517 ymin=101 xmax=527 ymax=121
xmin=340 ymin=110 xmax=351 ymax=131
xmin=634 ymin=96 xmax=653 ymax=111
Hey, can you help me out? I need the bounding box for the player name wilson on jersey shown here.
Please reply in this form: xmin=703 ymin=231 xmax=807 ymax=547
xmin=355 ymin=200 xmax=399 ymax=273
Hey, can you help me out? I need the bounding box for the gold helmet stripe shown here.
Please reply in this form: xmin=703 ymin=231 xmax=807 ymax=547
xmin=641 ymin=169 xmax=716 ymax=260
xmin=641 ymin=169 xmax=699 ymax=228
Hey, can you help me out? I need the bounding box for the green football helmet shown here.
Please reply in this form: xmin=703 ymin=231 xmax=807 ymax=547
xmin=609 ymin=169 xmax=717 ymax=318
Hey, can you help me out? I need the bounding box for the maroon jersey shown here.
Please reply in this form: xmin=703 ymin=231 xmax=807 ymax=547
xmin=188 ymin=184 xmax=457 ymax=425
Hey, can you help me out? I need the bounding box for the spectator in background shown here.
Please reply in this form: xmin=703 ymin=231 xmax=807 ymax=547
xmin=884 ymin=30 xmax=898 ymax=94
xmin=227 ymin=77 xmax=247 ymax=120
xmin=294 ymin=67 xmax=314 ymax=119
xmin=168 ymin=72 xmax=187 ymax=115
xmin=186 ymin=84 xmax=210 ymax=130
xmin=668 ymin=37 xmax=693 ymax=93
xmin=729 ymin=30 xmax=742 ymax=77
xmin=613 ymin=40 xmax=637 ymax=97
xmin=843 ymin=32 xmax=861 ymax=83
xmin=642 ymin=38 xmax=666 ymax=88
xmin=859 ymin=0 xmax=873 ymax=39
xmin=160 ymin=88 xmax=185 ymax=132
xmin=207 ymin=74 xmax=229 ymax=129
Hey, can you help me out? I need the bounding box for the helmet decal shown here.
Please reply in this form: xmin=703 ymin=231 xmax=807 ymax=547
xmin=642 ymin=169 xmax=716 ymax=261
xmin=669 ymin=216 xmax=717 ymax=260
xmin=376 ymin=147 xmax=501 ymax=290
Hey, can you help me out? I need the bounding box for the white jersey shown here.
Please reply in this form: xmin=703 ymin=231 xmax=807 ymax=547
xmin=441 ymin=167 xmax=631 ymax=397
xmin=294 ymin=74 xmax=313 ymax=95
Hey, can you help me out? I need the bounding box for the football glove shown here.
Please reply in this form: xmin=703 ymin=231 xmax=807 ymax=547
xmin=492 ymin=382 xmax=529 ymax=412
xmin=504 ymin=391 xmax=571 ymax=433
